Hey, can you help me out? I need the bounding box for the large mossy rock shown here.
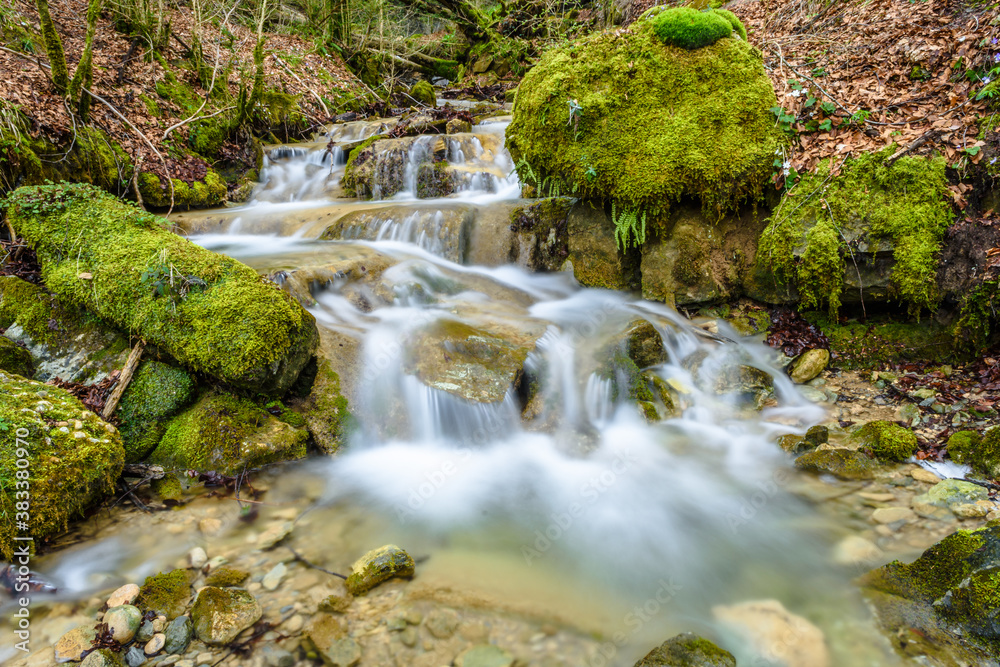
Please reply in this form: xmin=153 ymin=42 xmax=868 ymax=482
xmin=117 ymin=361 xmax=197 ymax=462
xmin=0 ymin=336 xmax=34 ymax=377
xmin=860 ymin=525 xmax=1000 ymax=663
xmin=137 ymin=169 xmax=229 ymax=210
xmin=149 ymin=391 xmax=309 ymax=474
xmin=0 ymin=370 xmax=124 ymax=558
xmin=506 ymin=15 xmax=779 ymax=232
xmin=0 ymin=276 xmax=131 ymax=384
xmin=634 ymin=632 xmax=736 ymax=667
xmin=6 ymin=184 xmax=318 ymax=394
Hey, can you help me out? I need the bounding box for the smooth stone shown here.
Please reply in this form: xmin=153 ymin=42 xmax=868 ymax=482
xmin=454 ymin=644 xmax=515 ymax=667
xmin=164 ymin=615 xmax=193 ymax=654
xmin=257 ymin=521 xmax=293 ymax=549
xmin=54 ymin=625 xmax=97 ymax=662
xmin=107 ymin=583 xmax=141 ymax=608
xmin=954 ymin=502 xmax=992 ymax=518
xmin=152 ymin=616 xmax=167 ymax=632
xmin=344 ymin=544 xmax=415 ymax=595
xmin=262 ymin=562 xmax=287 ymax=591
xmin=189 ymin=547 xmax=208 ymax=569
xmin=320 ymin=637 xmax=362 ymax=667
xmin=833 ymin=535 xmax=883 ymax=567
xmin=425 ymin=608 xmax=460 ymax=638
xmin=911 ymin=467 xmax=941 ymax=483
xmin=145 ymin=633 xmax=166 ymax=655
xmin=713 ymin=599 xmax=830 ymax=667
xmin=105 ymin=604 xmax=143 ymax=643
xmin=136 ymin=619 xmax=156 ymax=643
xmin=790 ymin=349 xmax=830 ymax=384
xmin=872 ymin=507 xmax=915 ymax=524
xmin=283 ymin=614 xmax=305 ymax=633
xmin=912 ymin=479 xmax=989 ymax=520
xmin=126 ymin=646 xmax=147 ymax=667
xmin=191 ymin=587 xmax=262 ymax=645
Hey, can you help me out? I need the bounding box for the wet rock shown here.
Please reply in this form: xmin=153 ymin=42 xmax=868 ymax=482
xmin=107 ymin=583 xmax=140 ymax=608
xmin=508 ymin=197 xmax=573 ymax=272
xmin=116 ymin=361 xmax=196 ymax=462
xmin=0 ymin=371 xmax=124 ymax=560
xmin=0 ymin=276 xmax=130 ymax=384
xmin=425 ymin=608 xmax=460 ymax=638
xmin=872 ymin=507 xmax=915 ymax=524
xmin=794 ymin=448 xmax=879 ymax=480
xmin=0 ymin=336 xmax=34 ymax=378
xmin=318 ymin=594 xmax=353 ymax=613
xmin=911 ymin=467 xmax=941 ymax=483
xmin=306 ymin=615 xmax=356 ymax=666
xmin=345 ymin=544 xmax=415 ymax=595
xmin=633 ymin=632 xmax=735 ymax=666
xmin=410 ymin=80 xmax=436 ymax=106
xmin=912 ymin=479 xmax=989 ymax=520
xmin=446 ymin=118 xmax=472 ymax=134
xmin=191 ymin=587 xmax=262 ymax=645
xmin=189 ymin=547 xmax=208 ymax=569
xmin=105 ymin=605 xmax=142 ymax=643
xmin=164 ymin=615 xmax=192 ymax=654
xmin=54 ymin=625 xmax=97 ymax=662
xmin=257 ymin=521 xmax=294 ymax=549
xmin=833 ymin=535 xmax=883 ymax=567
xmin=144 ymin=633 xmax=166 ymax=655
xmin=851 ymin=421 xmax=918 ymax=462
xmin=149 ymin=391 xmax=309 ymax=476
xmin=136 ymin=570 xmax=193 ymax=620
xmin=640 ymin=210 xmax=725 ymax=308
xmin=404 ymin=317 xmax=546 ymax=403
xmin=565 ymin=200 xmax=630 ymax=290
xmin=789 ymin=349 xmax=829 ymax=383
xmin=204 ymin=566 xmax=250 ymax=588
xmin=81 ymin=649 xmax=126 ymax=667
xmin=713 ymin=599 xmax=830 ymax=667
xmin=262 ymin=562 xmax=287 ymax=591
xmin=455 ymin=644 xmax=515 ymax=667
xmin=136 ymin=620 xmax=156 ymax=643
xmin=125 ymin=645 xmax=147 ymax=666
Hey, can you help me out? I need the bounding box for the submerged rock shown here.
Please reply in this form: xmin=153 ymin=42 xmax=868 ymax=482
xmin=712 ymin=599 xmax=830 ymax=667
xmin=794 ymin=448 xmax=879 ymax=480
xmin=54 ymin=625 xmax=97 ymax=662
xmin=0 ymin=370 xmax=124 ymax=559
xmin=633 ymin=633 xmax=735 ymax=667
xmin=345 ymin=544 xmax=415 ymax=595
xmin=912 ymin=479 xmax=989 ymax=520
xmin=7 ymin=184 xmax=318 ymax=394
xmin=455 ymin=644 xmax=515 ymax=667
xmin=191 ymin=586 xmax=262 ymax=645
xmin=305 ymin=614 xmax=361 ymax=666
xmin=149 ymin=391 xmax=309 ymax=475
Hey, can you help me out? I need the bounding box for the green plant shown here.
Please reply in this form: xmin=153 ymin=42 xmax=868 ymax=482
xmin=139 ymin=249 xmax=207 ymax=306
xmin=771 ymin=105 xmax=797 ymax=134
xmin=651 ymin=7 xmax=734 ymax=51
xmin=612 ymin=202 xmax=646 ymax=250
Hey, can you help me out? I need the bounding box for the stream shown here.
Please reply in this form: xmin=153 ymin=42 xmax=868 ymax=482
xmin=2 ymin=115 xmax=916 ymax=667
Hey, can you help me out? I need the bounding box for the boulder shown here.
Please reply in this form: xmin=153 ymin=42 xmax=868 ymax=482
xmin=345 ymin=544 xmax=415 ymax=595
xmin=566 ymin=200 xmax=632 ymax=290
xmin=0 ymin=370 xmax=124 ymax=559
xmin=6 ymin=184 xmax=318 ymax=394
xmin=409 ymin=80 xmax=437 ymax=106
xmin=506 ymin=15 xmax=778 ymax=233
xmin=633 ymin=633 xmax=735 ymax=667
xmin=789 ymin=348 xmax=829 ymax=383
xmin=0 ymin=275 xmax=130 ymax=384
xmin=116 ymin=361 xmax=196 ymax=462
xmin=0 ymin=336 xmax=33 ymax=377
xmin=794 ymin=448 xmax=879 ymax=480
xmin=851 ymin=420 xmax=918 ymax=462
xmin=149 ymin=391 xmax=309 ymax=475
xmin=190 ymin=586 xmax=262 ymax=645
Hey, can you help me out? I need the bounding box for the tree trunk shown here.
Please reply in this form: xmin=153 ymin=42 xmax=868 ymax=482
xmin=69 ymin=0 xmax=102 ymax=119
xmin=238 ymin=0 xmax=268 ymax=125
xmin=398 ymin=0 xmax=492 ymax=45
xmin=327 ymin=0 xmax=350 ymax=45
xmin=35 ymin=0 xmax=69 ymax=92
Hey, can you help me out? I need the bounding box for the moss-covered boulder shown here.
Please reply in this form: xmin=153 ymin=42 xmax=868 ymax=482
xmin=506 ymin=14 xmax=779 ymax=244
xmin=966 ymin=428 xmax=1000 ymax=478
xmin=947 ymin=430 xmax=982 ymax=464
xmin=190 ymin=586 xmax=262 ymax=645
xmin=757 ymin=148 xmax=952 ymax=317
xmin=0 ymin=336 xmax=33 ymax=377
xmin=852 ymin=421 xmax=918 ymax=462
xmin=149 ymin=391 xmax=309 ymax=474
xmin=861 ymin=525 xmax=1000 ymax=662
xmin=117 ymin=361 xmax=196 ymax=462
xmin=6 ymin=184 xmax=318 ymax=394
xmin=794 ymin=447 xmax=879 ymax=480
xmin=409 ymin=80 xmax=437 ymax=106
xmin=0 ymin=276 xmax=131 ymax=384
xmin=345 ymin=544 xmax=415 ymax=595
xmin=0 ymin=370 xmax=124 ymax=558
xmin=135 ymin=569 xmax=194 ymax=620
xmin=634 ymin=632 xmax=736 ymax=666
xmin=137 ymin=169 xmax=228 ymax=210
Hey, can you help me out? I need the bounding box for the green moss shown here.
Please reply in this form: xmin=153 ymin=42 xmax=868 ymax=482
xmin=139 ymin=94 xmax=161 ymax=118
xmin=342 ymin=134 xmax=384 ymax=197
xmin=853 ymin=420 xmax=918 ymax=462
xmin=264 ymin=400 xmax=307 ymax=428
xmin=0 ymin=336 xmax=34 ymax=377
xmin=968 ymin=428 xmax=1000 ymax=478
xmin=652 ymin=6 xmax=734 ymax=50
xmin=155 ymin=74 xmax=202 ymax=115
xmin=861 ymin=529 xmax=985 ymax=602
xmin=295 ymin=358 xmax=353 ymax=454
xmin=948 ymin=430 xmax=982 ymax=464
xmin=937 ymin=568 xmax=1000 ymax=634
xmin=204 ymin=566 xmax=250 ymax=587
xmin=138 ymin=169 xmax=228 ymax=210
xmin=136 ymin=569 xmax=192 ymax=619
xmin=409 ymin=80 xmax=436 ymax=106
xmin=7 ymin=184 xmax=318 ymax=394
xmin=117 ymin=361 xmax=196 ymax=462
xmin=954 ymin=277 xmax=1000 ymax=352
xmin=714 ymin=9 xmax=748 ymax=40
xmin=188 ymin=116 xmax=232 ymax=158
xmin=803 ymin=312 xmax=955 ymax=369
xmin=150 ymin=474 xmax=184 ymax=501
xmin=506 ymin=19 xmax=779 ymax=232
xmin=673 ymin=228 xmax=707 ymax=285
xmin=150 ymin=391 xmax=309 ymax=474
xmin=0 ymin=370 xmax=124 ymax=558
xmin=758 ymin=147 xmax=953 ymax=317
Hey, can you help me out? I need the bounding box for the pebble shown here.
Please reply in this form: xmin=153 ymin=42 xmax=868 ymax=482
xmin=125 ymin=646 xmax=147 ymax=667
xmin=153 ymin=616 xmax=167 ymax=632
xmin=455 ymin=645 xmax=515 ymax=667
xmin=833 ymin=535 xmax=883 ymax=567
xmin=189 ymin=547 xmax=208 ymax=569
xmin=872 ymin=507 xmax=916 ymax=524
xmin=145 ymin=633 xmax=166 ymax=655
xmin=426 ymin=608 xmax=460 ymax=638
xmin=257 ymin=522 xmax=293 ymax=550
xmin=283 ymin=614 xmax=304 ymax=633
xmin=136 ymin=619 xmax=156 ymax=643
xmin=105 ymin=605 xmax=143 ymax=643
xmin=164 ymin=616 xmax=193 ymax=654
xmin=911 ymin=468 xmax=941 ymax=483
xmin=262 ymin=562 xmax=288 ymax=591
xmin=199 ymin=518 xmax=223 ymax=535
xmin=400 ymin=626 xmax=418 ymax=647
xmin=260 ymin=645 xmax=295 ymax=667
xmin=191 ymin=587 xmax=263 ymax=645
xmin=107 ymin=583 xmax=140 ymax=608
xmin=858 ymin=492 xmax=895 ymax=502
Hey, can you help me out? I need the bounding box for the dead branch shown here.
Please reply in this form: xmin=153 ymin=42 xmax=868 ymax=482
xmin=884 ymin=129 xmax=939 ymax=167
xmin=101 ymin=339 xmax=144 ymax=420
xmin=272 ymin=54 xmax=329 ymax=117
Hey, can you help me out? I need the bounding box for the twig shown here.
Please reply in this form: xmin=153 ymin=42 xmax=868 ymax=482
xmin=272 ymin=54 xmax=329 ymax=117
xmin=102 ymin=340 xmax=144 ymax=420
xmin=162 ymin=105 xmax=234 ymax=142
xmin=884 ymin=129 xmax=939 ymax=167
xmin=285 ymin=546 xmax=348 ymax=579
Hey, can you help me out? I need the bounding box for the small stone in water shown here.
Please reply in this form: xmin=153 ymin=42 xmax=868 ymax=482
xmin=344 ymin=544 xmax=415 ymax=595
xmin=454 ymin=644 xmax=515 ymax=667
xmin=257 ymin=521 xmax=293 ymax=549
xmin=872 ymin=507 xmax=915 ymax=524
xmin=260 ymin=645 xmax=295 ymax=667
xmin=55 ymin=625 xmax=96 ymax=662
xmin=164 ymin=615 xmax=193 ymax=654
xmin=189 ymin=547 xmax=208 ymax=569
xmin=262 ymin=562 xmax=287 ymax=591
xmin=136 ymin=619 xmax=156 ymax=643
xmin=105 ymin=604 xmax=143 ymax=643
xmin=125 ymin=645 xmax=147 ymax=667
xmin=145 ymin=632 xmax=167 ymax=655
xmin=426 ymin=608 xmax=460 ymax=638
xmin=107 ymin=583 xmax=140 ymax=608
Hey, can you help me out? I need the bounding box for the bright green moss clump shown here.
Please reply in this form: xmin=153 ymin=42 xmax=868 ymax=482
xmin=117 ymin=361 xmax=196 ymax=462
xmin=6 ymin=184 xmax=318 ymax=394
xmin=853 ymin=420 xmax=918 ymax=462
xmin=758 ymin=148 xmax=953 ymax=317
xmin=967 ymin=428 xmax=1000 ymax=478
xmin=506 ymin=17 xmax=779 ymax=240
xmin=0 ymin=370 xmax=124 ymax=558
xmin=136 ymin=569 xmax=193 ymax=620
xmin=652 ymin=7 xmax=735 ymax=50
xmin=137 ymin=169 xmax=228 ymax=210
xmin=409 ymin=80 xmax=436 ymax=106
xmin=149 ymin=391 xmax=309 ymax=474
xmin=947 ymin=430 xmax=982 ymax=464
xmin=0 ymin=337 xmax=33 ymax=378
